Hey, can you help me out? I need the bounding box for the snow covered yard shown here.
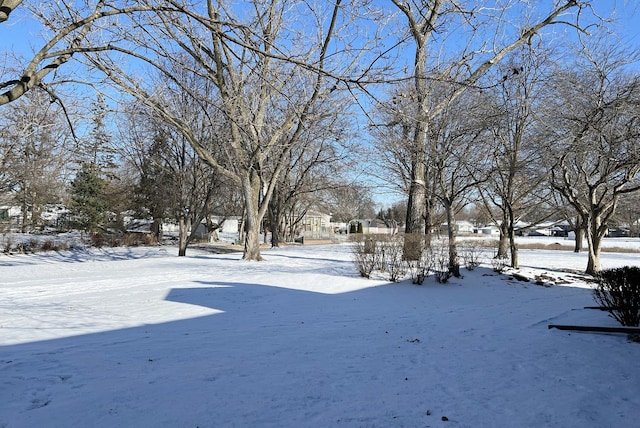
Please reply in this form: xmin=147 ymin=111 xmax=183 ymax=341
xmin=1 ymin=243 xmax=639 ymax=427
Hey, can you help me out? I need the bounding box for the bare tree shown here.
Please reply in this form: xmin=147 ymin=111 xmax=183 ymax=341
xmin=321 ymin=184 xmax=377 ymax=225
xmin=267 ymin=110 xmax=350 ymax=247
xmin=0 ymin=88 xmax=73 ymax=230
xmin=390 ymin=0 xmax=593 ymax=243
xmin=548 ymin=40 xmax=640 ymax=274
xmin=369 ymin=83 xmax=440 ymax=245
xmin=68 ymin=0 xmax=364 ymax=260
xmin=479 ymin=45 xmax=555 ymax=268
xmin=122 ymin=93 xmax=236 ymax=256
xmin=614 ymin=192 xmax=640 ymax=237
xmin=429 ymin=85 xmax=493 ymax=276
xmin=1 ymin=1 xmax=168 ymax=106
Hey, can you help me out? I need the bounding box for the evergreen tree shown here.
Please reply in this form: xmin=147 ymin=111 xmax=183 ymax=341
xmin=70 ymin=163 xmax=108 ymax=233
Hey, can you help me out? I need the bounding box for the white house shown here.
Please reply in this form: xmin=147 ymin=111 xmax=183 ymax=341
xmin=0 ymin=206 xmax=24 ymax=228
xmin=298 ymin=211 xmax=332 ymax=239
xmin=440 ymin=220 xmax=476 ymax=235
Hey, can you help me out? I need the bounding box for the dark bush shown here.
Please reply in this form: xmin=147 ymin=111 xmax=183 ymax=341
xmin=593 ymin=266 xmax=640 ymax=327
xmin=91 ymin=233 xmax=106 ymax=248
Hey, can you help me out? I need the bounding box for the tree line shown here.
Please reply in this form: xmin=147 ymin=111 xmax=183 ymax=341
xmin=1 ymin=1 xmax=639 ymax=273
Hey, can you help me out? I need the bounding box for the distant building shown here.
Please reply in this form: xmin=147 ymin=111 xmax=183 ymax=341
xmin=440 ymin=220 xmax=476 ymax=235
xmin=347 ymin=219 xmax=398 ymax=235
xmin=299 ymin=211 xmax=332 ymax=239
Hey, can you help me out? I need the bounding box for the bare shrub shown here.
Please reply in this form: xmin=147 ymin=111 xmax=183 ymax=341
xmin=352 ymin=236 xmax=379 ymax=278
xmin=40 ymin=239 xmax=57 ymax=252
xmin=39 ymin=239 xmax=70 ymax=252
xmin=351 ymin=234 xmax=408 ymax=281
xmin=406 ymin=246 xmax=433 ymax=285
xmin=25 ymin=239 xmax=38 ymax=253
xmin=380 ymin=234 xmax=407 ymax=282
xmin=123 ymin=232 xmax=157 ymax=247
xmin=594 ymin=266 xmax=640 ymax=327
xmin=2 ymin=234 xmax=13 ymax=254
xmin=459 ymin=241 xmax=489 ymax=271
xmin=433 ymin=244 xmax=452 ymax=283
xmin=491 ymin=253 xmax=510 ymax=273
xmin=91 ymin=233 xmax=106 ymax=248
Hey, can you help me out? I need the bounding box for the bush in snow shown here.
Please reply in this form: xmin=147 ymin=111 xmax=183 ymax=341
xmin=593 ymin=266 xmax=640 ymax=327
xmin=491 ymin=253 xmax=510 ymax=273
xmin=406 ymin=245 xmax=433 ymax=285
xmin=1 ymin=234 xmax=13 ymax=254
xmin=432 ymin=244 xmax=452 ymax=283
xmin=351 ymin=235 xmax=379 ymax=278
xmin=379 ymin=234 xmax=407 ymax=282
xmin=351 ymin=234 xmax=408 ymax=282
xmin=459 ymin=241 xmax=489 ymax=271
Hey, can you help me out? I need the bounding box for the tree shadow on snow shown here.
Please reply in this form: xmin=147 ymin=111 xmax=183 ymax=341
xmin=0 ymin=247 xmax=170 ymax=267
xmin=0 ymin=253 xmax=613 ymax=427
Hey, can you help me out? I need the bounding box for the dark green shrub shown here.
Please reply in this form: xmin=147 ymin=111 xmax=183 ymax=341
xmin=593 ymin=266 xmax=640 ymax=327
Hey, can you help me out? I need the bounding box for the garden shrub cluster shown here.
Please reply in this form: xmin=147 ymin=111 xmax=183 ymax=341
xmin=351 ymin=234 xmax=407 ymax=281
xmin=593 ymin=266 xmax=640 ymax=327
xmin=1 ymin=232 xmax=157 ymax=255
xmin=2 ymin=235 xmax=72 ymax=254
xmin=352 ymin=234 xmax=494 ymax=284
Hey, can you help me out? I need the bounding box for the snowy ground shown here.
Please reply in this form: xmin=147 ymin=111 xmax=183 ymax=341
xmin=1 ymin=239 xmax=640 ymax=427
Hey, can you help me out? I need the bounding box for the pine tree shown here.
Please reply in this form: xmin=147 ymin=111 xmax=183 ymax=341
xmin=70 ymin=163 xmax=108 ymax=233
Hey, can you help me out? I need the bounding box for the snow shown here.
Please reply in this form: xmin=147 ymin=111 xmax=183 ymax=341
xmin=1 ymin=241 xmax=640 ymax=427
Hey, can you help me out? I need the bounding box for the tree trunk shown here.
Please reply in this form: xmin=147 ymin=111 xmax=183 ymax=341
xmin=508 ymin=224 xmax=518 ymax=269
xmin=403 ymin=155 xmax=427 ymax=260
xmin=424 ymin=192 xmax=434 ymax=249
xmin=243 ymin=212 xmax=263 ymax=261
xmin=405 ymin=160 xmax=426 ymax=234
xmin=585 ymin=234 xmax=601 ymax=275
xmin=573 ymin=216 xmax=584 ymax=253
xmin=574 ymin=229 xmax=583 ymax=252
xmin=497 ymin=213 xmax=509 ymax=259
xmin=585 ymin=215 xmax=603 ymax=275
xmin=242 ymin=172 xmax=264 ymax=261
xmin=20 ymin=198 xmax=28 ymax=233
xmin=268 ymin=198 xmax=283 ymax=248
xmin=445 ymin=200 xmax=460 ymax=277
xmin=151 ymin=218 xmax=162 ymax=243
xmin=270 ymin=210 xmax=281 ymax=248
xmin=507 ymin=205 xmax=518 ymax=268
xmin=404 ymin=34 xmax=429 ymax=250
xmin=238 ymin=210 xmax=246 ymax=246
xmin=178 ymin=215 xmax=188 ymax=257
